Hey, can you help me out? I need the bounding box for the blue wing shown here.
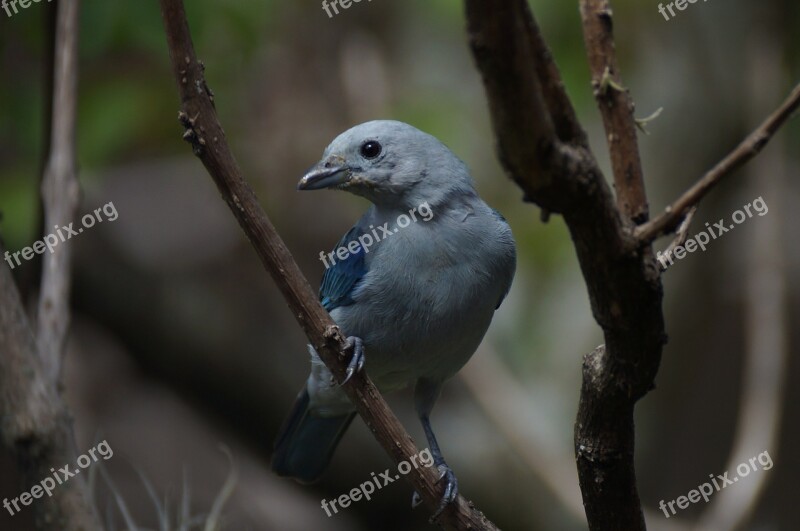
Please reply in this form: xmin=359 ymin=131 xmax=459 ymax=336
xmin=319 ymin=225 xmax=368 ymax=312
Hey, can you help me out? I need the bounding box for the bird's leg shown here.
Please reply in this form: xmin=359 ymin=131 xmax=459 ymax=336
xmin=419 ymin=413 xmax=459 ymax=518
xmin=411 ymin=379 xmax=458 ymax=520
xmin=340 ymin=336 xmax=365 ymax=385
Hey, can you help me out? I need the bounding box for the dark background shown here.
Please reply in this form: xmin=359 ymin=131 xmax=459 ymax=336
xmin=1 ymin=0 xmax=798 ymax=529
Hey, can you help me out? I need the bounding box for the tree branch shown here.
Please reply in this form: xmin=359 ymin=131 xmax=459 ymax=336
xmin=636 ymin=83 xmax=800 ymax=243
xmin=460 ymin=347 xmax=691 ymax=531
xmin=465 ymin=0 xmax=559 ymax=199
xmin=1 ymin=247 xmax=99 ymax=531
xmin=37 ymin=0 xmax=82 ymax=383
xmin=1 ymin=240 xmax=93 ymax=524
xmin=525 ymin=6 xmax=588 ymax=149
xmin=579 ymin=0 xmax=648 ymax=223
xmin=466 ymin=1 xmax=666 ymax=530
xmin=0 ymin=2 xmax=99 ymax=529
xmin=657 ymin=207 xmax=695 ymax=272
xmin=467 ymin=1 xmax=797 ymax=529
xmin=157 ymin=1 xmax=497 ymax=528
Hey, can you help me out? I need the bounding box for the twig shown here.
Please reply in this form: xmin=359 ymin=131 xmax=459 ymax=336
xmin=579 ymin=0 xmax=649 ymax=223
xmin=635 ymin=107 xmax=664 ymax=135
xmin=636 ymin=83 xmax=800 ymax=243
xmin=37 ymin=0 xmax=82 ymax=383
xmin=657 ymin=207 xmax=695 ymax=272
xmin=157 ymin=1 xmax=497 ymax=528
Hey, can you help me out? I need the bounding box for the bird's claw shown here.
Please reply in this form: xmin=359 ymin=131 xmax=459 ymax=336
xmin=411 ymin=490 xmax=423 ymax=508
xmin=340 ymin=336 xmax=365 ymax=385
xmin=411 ymin=464 xmax=458 ymax=520
xmin=431 ymin=464 xmax=458 ymax=519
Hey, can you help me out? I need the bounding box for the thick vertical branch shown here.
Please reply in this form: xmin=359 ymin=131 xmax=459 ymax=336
xmin=467 ymin=1 xmax=798 ymax=530
xmin=579 ymin=0 xmax=648 ymax=223
xmin=466 ymin=1 xmax=663 ymax=530
xmin=1 ymin=256 xmax=99 ymax=530
xmin=464 ymin=0 xmax=557 ymax=197
xmin=157 ymin=1 xmax=497 ymax=528
xmin=525 ymin=13 xmax=589 ymax=149
xmin=461 ymin=348 xmax=691 ymax=531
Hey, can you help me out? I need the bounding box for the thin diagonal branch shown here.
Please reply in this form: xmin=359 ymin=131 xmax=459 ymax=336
xmin=157 ymin=1 xmax=497 ymax=528
xmin=657 ymin=207 xmax=695 ymax=272
xmin=636 ymin=83 xmax=800 ymax=243
xmin=579 ymin=0 xmax=648 ymax=223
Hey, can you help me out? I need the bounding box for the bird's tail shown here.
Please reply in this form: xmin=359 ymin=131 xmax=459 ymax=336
xmin=271 ymin=387 xmax=356 ymax=483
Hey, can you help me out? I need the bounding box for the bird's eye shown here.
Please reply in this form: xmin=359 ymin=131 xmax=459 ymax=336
xmin=360 ymin=140 xmax=382 ymax=159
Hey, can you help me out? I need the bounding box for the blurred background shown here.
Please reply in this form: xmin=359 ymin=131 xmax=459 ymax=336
xmin=0 ymin=0 xmax=798 ymax=529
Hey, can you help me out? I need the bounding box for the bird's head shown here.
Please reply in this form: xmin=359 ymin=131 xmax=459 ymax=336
xmin=298 ymin=120 xmax=473 ymax=209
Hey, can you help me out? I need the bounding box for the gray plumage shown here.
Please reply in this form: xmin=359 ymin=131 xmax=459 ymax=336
xmin=273 ymin=120 xmax=516 ymax=505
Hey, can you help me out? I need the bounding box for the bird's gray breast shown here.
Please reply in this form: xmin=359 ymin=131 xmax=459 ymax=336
xmin=331 ymin=205 xmax=514 ymax=390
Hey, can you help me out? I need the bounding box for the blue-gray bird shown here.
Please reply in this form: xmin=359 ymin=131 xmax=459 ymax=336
xmin=272 ymin=120 xmax=516 ymax=513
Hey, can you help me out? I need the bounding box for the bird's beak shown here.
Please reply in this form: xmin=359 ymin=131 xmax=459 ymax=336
xmin=297 ymin=160 xmax=351 ymax=191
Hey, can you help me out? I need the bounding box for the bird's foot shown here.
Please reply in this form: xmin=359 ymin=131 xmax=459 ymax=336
xmin=410 ymin=464 xmax=459 ymax=520
xmin=411 ymin=490 xmax=423 ymax=509
xmin=340 ymin=336 xmax=365 ymax=385
xmin=431 ymin=464 xmax=459 ymax=519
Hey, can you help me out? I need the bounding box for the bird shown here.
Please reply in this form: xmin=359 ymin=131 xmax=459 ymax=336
xmin=272 ymin=120 xmax=516 ymax=515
